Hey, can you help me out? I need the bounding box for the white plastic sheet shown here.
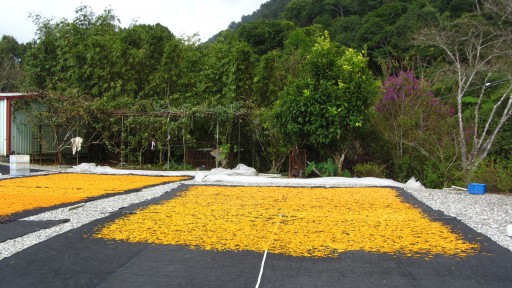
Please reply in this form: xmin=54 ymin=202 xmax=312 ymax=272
xmin=67 ymin=162 xmax=424 ymax=189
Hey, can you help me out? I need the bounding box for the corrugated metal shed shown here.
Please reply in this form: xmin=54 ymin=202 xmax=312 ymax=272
xmin=0 ymin=93 xmax=38 ymax=156
xmin=12 ymin=108 xmax=33 ymax=155
xmin=0 ymin=98 xmax=7 ymax=155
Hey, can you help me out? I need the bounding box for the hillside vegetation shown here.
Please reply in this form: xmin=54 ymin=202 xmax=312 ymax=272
xmin=1 ymin=0 xmax=512 ymax=191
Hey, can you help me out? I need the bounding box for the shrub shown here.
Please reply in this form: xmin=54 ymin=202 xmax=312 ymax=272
xmin=354 ymin=162 xmax=386 ymax=178
xmin=471 ymin=159 xmax=512 ymax=193
xmin=163 ymin=162 xmax=194 ymax=171
xmin=306 ymin=158 xmax=339 ymax=177
xmin=422 ymin=161 xmax=444 ymax=189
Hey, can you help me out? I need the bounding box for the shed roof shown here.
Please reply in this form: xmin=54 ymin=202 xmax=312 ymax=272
xmin=0 ymin=93 xmax=39 ymax=100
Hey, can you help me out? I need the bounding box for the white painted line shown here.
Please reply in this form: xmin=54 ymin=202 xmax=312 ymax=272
xmin=255 ymin=214 xmax=284 ymax=288
xmin=255 ymin=250 xmax=268 ymax=288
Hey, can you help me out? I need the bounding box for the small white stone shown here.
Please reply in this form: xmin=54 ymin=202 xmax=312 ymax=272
xmin=507 ymin=224 xmax=512 ymax=237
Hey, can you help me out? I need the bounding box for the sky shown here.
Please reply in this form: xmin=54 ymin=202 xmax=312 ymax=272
xmin=0 ymin=0 xmax=268 ymax=43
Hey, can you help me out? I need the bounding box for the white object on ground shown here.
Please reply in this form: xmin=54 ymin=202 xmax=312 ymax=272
xmin=211 ymin=163 xmax=257 ymax=176
xmin=68 ymin=163 xmax=114 ymax=174
xmin=9 ymin=155 xmax=30 ymax=176
xmin=507 ymin=224 xmax=512 ymax=237
xmin=197 ymin=172 xmax=423 ymax=189
xmin=405 ymin=176 xmax=424 ymax=188
xmin=195 ymin=163 xmax=257 ymax=181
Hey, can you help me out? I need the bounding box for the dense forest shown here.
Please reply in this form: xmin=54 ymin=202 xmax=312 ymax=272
xmin=1 ymin=0 xmax=512 ymax=191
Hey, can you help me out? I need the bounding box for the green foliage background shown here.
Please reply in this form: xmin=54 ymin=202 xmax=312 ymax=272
xmin=2 ymin=0 xmax=512 ymax=191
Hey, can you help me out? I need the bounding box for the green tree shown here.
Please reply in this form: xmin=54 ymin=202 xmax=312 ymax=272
xmin=0 ymin=35 xmax=26 ymax=92
xmin=17 ymin=90 xmax=95 ymax=164
xmin=480 ymin=0 xmax=512 ymax=22
xmin=357 ymin=2 xmax=409 ymax=64
xmin=236 ymin=19 xmax=295 ymax=55
xmin=196 ymin=33 xmax=256 ymax=107
xmin=330 ymin=15 xmax=362 ymax=48
xmin=251 ymin=108 xmax=289 ymax=173
xmin=118 ymin=23 xmax=174 ymax=99
xmin=254 ymin=50 xmax=288 ymax=108
xmin=282 ymin=25 xmax=324 ymax=80
xmin=25 ymin=6 xmax=126 ymax=162
xmin=274 ymin=32 xmax=380 ymax=171
xmin=145 ymin=35 xmax=186 ymax=101
xmin=25 ymin=6 xmax=122 ymax=97
xmin=177 ymin=35 xmax=204 ymax=106
xmin=281 ymin=0 xmax=312 ymax=26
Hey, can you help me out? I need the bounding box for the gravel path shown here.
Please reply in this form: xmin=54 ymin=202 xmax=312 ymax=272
xmin=1 ymin=167 xmax=511 ymax=260
xmin=406 ymin=187 xmax=512 ymax=253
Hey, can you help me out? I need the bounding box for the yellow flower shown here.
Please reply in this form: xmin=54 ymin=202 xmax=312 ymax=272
xmin=94 ymin=186 xmax=479 ymax=258
xmin=0 ymin=174 xmax=189 ymax=217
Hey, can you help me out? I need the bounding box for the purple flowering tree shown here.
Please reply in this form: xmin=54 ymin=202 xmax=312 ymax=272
xmin=375 ymin=70 xmax=458 ymax=186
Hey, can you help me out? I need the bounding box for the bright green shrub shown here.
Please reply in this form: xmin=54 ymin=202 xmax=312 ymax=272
xmin=306 ymin=158 xmax=339 ymax=177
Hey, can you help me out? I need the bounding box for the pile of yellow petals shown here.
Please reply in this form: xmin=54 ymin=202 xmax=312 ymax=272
xmin=0 ymin=173 xmax=189 ymax=218
xmin=95 ymin=186 xmax=479 ymax=258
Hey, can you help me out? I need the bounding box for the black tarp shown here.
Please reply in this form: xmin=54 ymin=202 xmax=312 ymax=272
xmin=0 ymin=219 xmax=69 ymax=243
xmin=0 ymin=186 xmax=511 ymax=288
xmin=0 ymin=164 xmax=44 ymax=175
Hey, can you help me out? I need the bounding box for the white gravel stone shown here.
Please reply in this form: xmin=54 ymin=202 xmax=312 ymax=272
xmin=406 ymin=187 xmax=512 ymax=253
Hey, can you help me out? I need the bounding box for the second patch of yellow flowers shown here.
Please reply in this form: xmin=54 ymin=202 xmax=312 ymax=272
xmin=0 ymin=173 xmax=189 ymax=217
xmin=95 ymin=186 xmax=479 ymax=258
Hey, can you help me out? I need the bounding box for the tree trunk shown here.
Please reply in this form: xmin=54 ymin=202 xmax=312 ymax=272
xmin=269 ymin=156 xmax=287 ymax=174
xmin=334 ymin=148 xmax=348 ymax=175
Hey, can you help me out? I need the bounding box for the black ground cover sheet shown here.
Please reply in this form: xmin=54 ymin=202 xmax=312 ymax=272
xmin=0 ymin=219 xmax=69 ymax=243
xmin=0 ymin=186 xmax=511 ymax=288
xmin=0 ymin=164 xmax=44 ymax=175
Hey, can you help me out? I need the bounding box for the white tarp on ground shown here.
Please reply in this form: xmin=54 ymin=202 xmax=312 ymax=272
xmin=196 ymin=173 xmax=423 ymax=188
xmin=66 ymin=163 xmax=198 ymax=177
xmin=66 ymin=163 xmax=423 ymax=188
xmin=67 ymin=163 xmax=114 ymax=174
xmin=194 ymin=164 xmax=257 ymax=181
